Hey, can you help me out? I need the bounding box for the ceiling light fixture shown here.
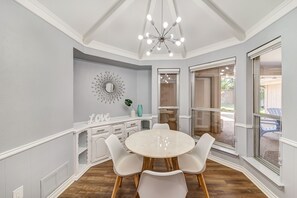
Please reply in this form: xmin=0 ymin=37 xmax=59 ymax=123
xmin=138 ymin=0 xmax=185 ymax=57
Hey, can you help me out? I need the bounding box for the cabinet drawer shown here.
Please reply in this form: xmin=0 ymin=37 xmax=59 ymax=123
xmin=126 ymin=120 xmax=139 ymax=129
xmin=112 ymin=124 xmax=125 ymax=135
xmin=91 ymin=126 xmax=111 ymax=135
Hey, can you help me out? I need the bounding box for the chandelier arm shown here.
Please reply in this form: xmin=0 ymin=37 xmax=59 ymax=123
xmin=164 ymin=22 xmax=176 ymax=36
xmin=151 ymin=22 xmax=162 ymax=36
xmin=163 ymin=41 xmax=171 ymax=53
xmin=150 ymin=40 xmax=160 ymax=51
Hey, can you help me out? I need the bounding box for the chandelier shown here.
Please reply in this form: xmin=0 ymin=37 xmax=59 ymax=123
xmin=138 ymin=0 xmax=185 ymax=57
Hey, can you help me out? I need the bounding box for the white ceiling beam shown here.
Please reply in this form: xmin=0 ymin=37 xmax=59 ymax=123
xmin=167 ymin=0 xmax=187 ymax=58
xmin=83 ymin=0 xmax=134 ymax=44
xmin=192 ymin=0 xmax=246 ymax=41
xmin=138 ymin=0 xmax=157 ymax=59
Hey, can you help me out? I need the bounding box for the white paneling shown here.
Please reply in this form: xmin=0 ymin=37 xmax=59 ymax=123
xmin=5 ymin=151 xmax=31 ymax=197
xmin=0 ymin=161 xmax=5 ymax=197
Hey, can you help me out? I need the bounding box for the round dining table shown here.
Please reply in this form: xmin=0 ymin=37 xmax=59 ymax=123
xmin=125 ymin=129 xmax=195 ymax=170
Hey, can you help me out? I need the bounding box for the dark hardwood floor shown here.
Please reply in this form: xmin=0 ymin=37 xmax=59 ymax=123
xmin=59 ymin=159 xmax=267 ymax=198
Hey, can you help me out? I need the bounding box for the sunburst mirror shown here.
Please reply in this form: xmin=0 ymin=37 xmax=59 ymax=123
xmin=91 ymin=71 xmax=125 ymax=104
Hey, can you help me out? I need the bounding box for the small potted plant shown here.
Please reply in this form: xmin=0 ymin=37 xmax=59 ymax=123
xmin=124 ymin=99 xmax=135 ymax=117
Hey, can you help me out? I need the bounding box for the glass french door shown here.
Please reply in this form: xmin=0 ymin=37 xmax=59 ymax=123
xmin=158 ymin=69 xmax=180 ymax=130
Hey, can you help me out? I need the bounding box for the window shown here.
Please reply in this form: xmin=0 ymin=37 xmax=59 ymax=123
xmin=249 ymin=38 xmax=282 ymax=173
xmin=190 ymin=58 xmax=236 ymax=148
xmin=158 ymin=69 xmax=180 ymax=130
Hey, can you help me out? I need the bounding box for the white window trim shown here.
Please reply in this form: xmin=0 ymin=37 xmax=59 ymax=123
xmin=190 ymin=57 xmax=236 ymax=72
xmin=248 ymin=37 xmax=281 ymax=59
xmin=158 ymin=68 xmax=180 ymax=73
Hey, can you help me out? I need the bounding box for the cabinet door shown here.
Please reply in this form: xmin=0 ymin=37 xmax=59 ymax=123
xmin=91 ymin=133 xmax=109 ymax=163
xmin=125 ymin=127 xmax=139 ymax=138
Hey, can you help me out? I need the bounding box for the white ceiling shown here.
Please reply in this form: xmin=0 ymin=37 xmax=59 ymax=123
xmin=19 ymin=0 xmax=297 ymax=60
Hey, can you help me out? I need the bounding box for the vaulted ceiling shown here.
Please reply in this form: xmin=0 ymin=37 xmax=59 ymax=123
xmin=17 ymin=0 xmax=297 ymax=60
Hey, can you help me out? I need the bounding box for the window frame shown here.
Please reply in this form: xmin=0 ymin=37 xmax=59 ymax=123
xmin=189 ymin=57 xmax=236 ymax=149
xmin=249 ymin=37 xmax=282 ymax=173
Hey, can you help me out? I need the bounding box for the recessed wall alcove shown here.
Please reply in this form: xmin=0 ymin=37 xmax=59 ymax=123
xmin=73 ymin=49 xmax=152 ymax=122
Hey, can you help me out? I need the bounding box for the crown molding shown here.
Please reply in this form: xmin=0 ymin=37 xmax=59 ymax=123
xmin=14 ymin=0 xmax=297 ymax=61
xmin=186 ymin=38 xmax=241 ymax=59
xmin=87 ymin=41 xmax=139 ymax=60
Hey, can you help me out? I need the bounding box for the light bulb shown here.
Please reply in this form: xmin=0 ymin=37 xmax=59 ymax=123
xmin=157 ymin=46 xmax=161 ymax=51
xmin=147 ymin=14 xmax=152 ymax=21
xmin=145 ymin=32 xmax=150 ymax=37
xmin=138 ymin=35 xmax=143 ymax=40
xmin=180 ymin=37 xmax=185 ymax=42
xmin=147 ymin=39 xmax=152 ymax=45
xmin=176 ymin=16 xmax=182 ymax=23
xmin=169 ymin=52 xmax=173 ymax=57
xmin=146 ymin=51 xmax=151 ymax=56
xmin=175 ymin=41 xmax=181 ymax=46
xmin=163 ymin=22 xmax=168 ymax=29
xmin=170 ymin=34 xmax=174 ymax=39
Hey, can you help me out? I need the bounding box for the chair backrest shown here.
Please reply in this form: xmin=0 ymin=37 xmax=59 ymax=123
xmin=105 ymin=134 xmax=127 ymax=168
xmin=194 ymin=133 xmax=215 ymax=165
xmin=137 ymin=170 xmax=188 ymax=198
xmin=152 ymin=123 xmax=170 ymax=130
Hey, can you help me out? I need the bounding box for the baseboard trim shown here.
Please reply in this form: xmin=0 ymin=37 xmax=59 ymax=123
xmin=208 ymin=154 xmax=278 ymax=198
xmin=48 ymin=175 xmax=75 ymax=198
xmin=0 ymin=128 xmax=74 ymax=160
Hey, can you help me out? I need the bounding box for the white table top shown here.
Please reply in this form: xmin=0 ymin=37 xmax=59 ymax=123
xmin=125 ymin=129 xmax=195 ymax=158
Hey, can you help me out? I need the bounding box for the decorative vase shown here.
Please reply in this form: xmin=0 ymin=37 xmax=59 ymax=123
xmin=130 ymin=109 xmax=136 ymax=117
xmin=137 ymin=104 xmax=143 ymax=117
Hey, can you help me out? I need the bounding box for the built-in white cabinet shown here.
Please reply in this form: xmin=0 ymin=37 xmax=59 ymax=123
xmin=91 ymin=126 xmax=111 ymax=163
xmin=76 ymin=130 xmax=89 ymax=176
xmin=125 ymin=120 xmax=141 ymax=137
xmin=74 ymin=116 xmax=152 ymax=177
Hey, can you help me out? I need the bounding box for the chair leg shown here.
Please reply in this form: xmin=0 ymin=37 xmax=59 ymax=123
xmin=111 ymin=176 xmax=122 ymax=198
xmin=196 ymin=174 xmax=201 ymax=187
xmin=134 ymin=174 xmax=140 ymax=188
xmin=198 ymin=174 xmax=210 ymax=198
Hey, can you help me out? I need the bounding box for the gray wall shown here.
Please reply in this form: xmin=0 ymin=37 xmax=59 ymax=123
xmin=137 ymin=69 xmax=152 ymax=116
xmin=74 ymin=59 xmax=152 ymax=122
xmin=0 ymin=0 xmax=75 ymax=197
xmin=0 ymin=0 xmax=74 ymax=152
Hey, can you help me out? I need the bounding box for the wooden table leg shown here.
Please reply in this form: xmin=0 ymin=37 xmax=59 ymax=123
xmin=171 ymin=157 xmax=179 ymax=170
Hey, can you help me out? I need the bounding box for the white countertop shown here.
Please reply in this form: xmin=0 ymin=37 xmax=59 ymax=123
xmin=73 ymin=114 xmax=152 ymax=132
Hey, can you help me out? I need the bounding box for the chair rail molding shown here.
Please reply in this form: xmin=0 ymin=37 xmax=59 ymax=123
xmin=0 ymin=128 xmax=75 ymax=161
xmin=235 ymin=123 xmax=253 ymax=129
xmin=280 ymin=137 xmax=297 ymax=148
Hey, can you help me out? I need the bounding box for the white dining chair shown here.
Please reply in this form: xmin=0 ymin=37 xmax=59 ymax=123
xmin=105 ymin=134 xmax=143 ymax=198
xmin=151 ymin=123 xmax=172 ymax=170
xmin=152 ymin=123 xmax=170 ymax=130
xmin=177 ymin=133 xmax=215 ymax=198
xmin=137 ymin=170 xmax=188 ymax=198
